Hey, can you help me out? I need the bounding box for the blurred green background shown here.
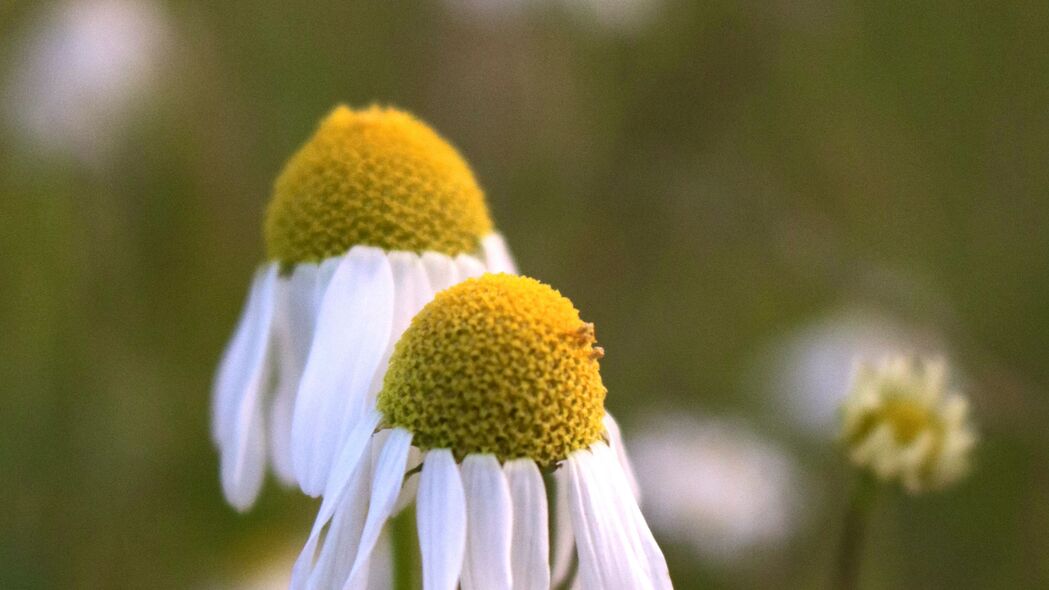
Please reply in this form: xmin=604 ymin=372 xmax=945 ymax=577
xmin=2 ymin=1 xmax=1048 ymax=588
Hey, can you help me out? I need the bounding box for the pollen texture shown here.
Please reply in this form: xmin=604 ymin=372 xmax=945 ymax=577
xmin=264 ymin=105 xmax=494 ymax=265
xmin=377 ymin=274 xmax=607 ymax=466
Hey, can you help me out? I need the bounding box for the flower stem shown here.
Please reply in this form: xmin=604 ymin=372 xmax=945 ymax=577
xmin=833 ymin=474 xmax=877 ymax=590
xmin=390 ymin=506 xmax=419 ymax=590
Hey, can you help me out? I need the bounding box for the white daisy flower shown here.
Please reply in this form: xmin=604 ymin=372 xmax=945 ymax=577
xmin=211 ymin=105 xmax=516 ymax=511
xmin=840 ymin=355 xmax=977 ymax=493
xmin=756 ymin=308 xmax=941 ymax=438
xmin=291 ymin=274 xmax=670 ymax=590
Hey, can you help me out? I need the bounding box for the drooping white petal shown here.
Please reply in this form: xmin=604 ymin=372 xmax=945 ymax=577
xmin=461 ymin=455 xmax=513 ymax=590
xmin=220 ymin=401 xmax=267 ymax=512
xmin=592 ymin=443 xmax=671 ymax=590
xmin=291 ymin=246 xmax=395 ymax=496
xmin=305 ymin=449 xmax=372 ymax=590
xmin=345 ymin=428 xmax=414 ymax=588
xmin=366 ymin=252 xmax=436 ymax=396
xmin=566 ymin=449 xmax=651 ymax=590
xmin=551 ymin=465 xmax=576 ymax=588
xmin=417 ymin=449 xmax=467 ymax=590
xmin=481 ymin=232 xmax=518 ymax=274
xmin=392 ymin=446 xmax=423 ymax=515
xmin=211 ymin=264 xmax=277 ymax=444
xmin=213 ymin=264 xmax=278 ymax=511
xmin=505 ymin=459 xmax=551 ymax=590
xmin=366 ymin=530 xmax=393 ymax=590
xmin=455 ymin=253 xmax=487 ymax=280
xmin=269 ymin=264 xmax=320 ymax=485
xmin=421 ymin=251 xmax=461 ymax=294
xmin=289 ymin=412 xmax=382 ymax=589
xmin=388 ymin=252 xmax=437 ymax=336
xmin=603 ymin=413 xmax=641 ymax=502
xmin=314 ymin=255 xmax=341 ymax=308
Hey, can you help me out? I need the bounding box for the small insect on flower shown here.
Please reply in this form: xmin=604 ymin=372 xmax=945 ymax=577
xmin=840 ymin=355 xmax=977 ymax=494
xmin=211 ymin=105 xmax=516 ymax=510
xmin=291 ymin=274 xmax=670 ymax=590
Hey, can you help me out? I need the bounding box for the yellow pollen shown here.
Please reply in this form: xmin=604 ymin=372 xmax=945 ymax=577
xmin=264 ymin=105 xmax=494 ymax=266
xmin=377 ymin=274 xmax=607 ymax=466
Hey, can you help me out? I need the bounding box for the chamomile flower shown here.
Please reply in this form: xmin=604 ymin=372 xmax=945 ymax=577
xmin=292 ymin=274 xmax=669 ymax=590
xmin=840 ymin=355 xmax=976 ymax=493
xmin=211 ymin=105 xmax=516 ymax=510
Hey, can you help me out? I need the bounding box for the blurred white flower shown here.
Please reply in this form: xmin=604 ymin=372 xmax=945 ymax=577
xmin=631 ymin=415 xmax=807 ymax=562
xmin=841 ymin=355 xmax=976 ymax=493
xmin=757 ymin=309 xmax=943 ymax=437
xmin=3 ymin=0 xmax=172 ymax=165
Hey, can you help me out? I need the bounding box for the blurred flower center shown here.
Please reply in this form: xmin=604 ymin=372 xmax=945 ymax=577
xmin=878 ymin=396 xmax=937 ymax=444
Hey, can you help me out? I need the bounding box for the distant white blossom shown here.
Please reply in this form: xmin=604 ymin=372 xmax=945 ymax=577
xmin=758 ymin=309 xmax=942 ymax=437
xmin=632 ymin=415 xmax=807 ymax=561
xmin=841 ymin=355 xmax=976 ymax=493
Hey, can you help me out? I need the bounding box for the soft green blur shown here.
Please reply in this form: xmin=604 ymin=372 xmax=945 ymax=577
xmin=2 ymin=1 xmax=1047 ymax=588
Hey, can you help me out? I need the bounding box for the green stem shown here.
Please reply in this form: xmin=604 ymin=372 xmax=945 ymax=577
xmin=390 ymin=506 xmax=419 ymax=590
xmin=833 ymin=474 xmax=877 ymax=590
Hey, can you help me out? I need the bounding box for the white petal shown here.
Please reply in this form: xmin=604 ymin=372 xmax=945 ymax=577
xmin=318 ymin=411 xmax=384 ymax=526
xmin=289 ymin=412 xmax=382 ymax=589
xmin=220 ymin=400 xmax=267 ymax=512
xmin=551 ymin=465 xmax=576 ymax=588
xmin=505 ymin=459 xmax=551 ymax=590
xmin=603 ymin=413 xmax=641 ymax=502
xmin=592 ymin=443 xmax=671 ymax=590
xmin=392 ymin=446 xmax=423 ymax=515
xmin=214 ymin=264 xmax=278 ymax=511
xmin=566 ymin=449 xmax=651 ymax=590
xmin=418 ymin=449 xmax=467 ymax=590
xmin=290 ymin=433 xmax=373 ymax=590
xmin=345 ymin=428 xmax=414 ymax=588
xmin=291 ymin=246 xmax=395 ymax=496
xmin=269 ymin=265 xmax=321 ymax=485
xmin=366 ymin=252 xmax=436 ymax=396
xmin=211 ymin=264 xmax=277 ymax=444
xmin=481 ymin=232 xmax=518 ymax=274
xmin=366 ymin=530 xmax=393 ymax=590
xmin=421 ymin=251 xmax=461 ymax=294
xmin=388 ymin=251 xmax=437 ymax=336
xmin=305 ymin=451 xmax=372 ymax=590
xmin=461 ymin=455 xmax=513 ymax=590
xmin=455 ymin=253 xmax=486 ymax=280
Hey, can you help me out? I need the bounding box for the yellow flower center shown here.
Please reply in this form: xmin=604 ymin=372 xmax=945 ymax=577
xmin=879 ymin=397 xmax=936 ymax=443
xmin=849 ymin=393 xmax=942 ymax=446
xmin=264 ymin=105 xmax=494 ymax=265
xmin=377 ymin=274 xmax=607 ymax=466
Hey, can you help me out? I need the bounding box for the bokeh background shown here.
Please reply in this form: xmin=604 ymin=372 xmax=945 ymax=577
xmin=2 ymin=1 xmax=1048 ymax=588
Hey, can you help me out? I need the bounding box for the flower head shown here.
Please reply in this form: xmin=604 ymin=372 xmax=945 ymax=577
xmin=378 ymin=274 xmax=606 ymax=465
xmin=265 ymin=105 xmax=494 ymax=266
xmin=840 ymin=355 xmax=976 ymax=493
xmin=293 ymin=274 xmax=670 ymax=590
xmin=212 ymin=105 xmax=516 ymax=510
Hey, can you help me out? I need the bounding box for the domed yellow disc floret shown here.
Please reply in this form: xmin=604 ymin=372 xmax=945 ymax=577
xmin=264 ymin=105 xmax=494 ymax=265
xmin=377 ymin=274 xmax=607 ymax=466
